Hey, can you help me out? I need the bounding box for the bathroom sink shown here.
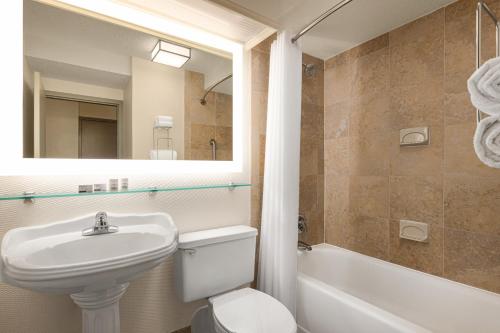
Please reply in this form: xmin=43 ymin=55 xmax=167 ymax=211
xmin=1 ymin=212 xmax=177 ymax=293
xmin=0 ymin=212 xmax=177 ymax=333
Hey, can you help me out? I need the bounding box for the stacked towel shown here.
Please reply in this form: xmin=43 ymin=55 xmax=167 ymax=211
xmin=468 ymin=57 xmax=500 ymax=168
xmin=474 ymin=116 xmax=500 ymax=168
xmin=154 ymin=115 xmax=173 ymax=128
xmin=150 ymin=149 xmax=177 ymax=160
xmin=468 ymin=57 xmax=500 ymax=115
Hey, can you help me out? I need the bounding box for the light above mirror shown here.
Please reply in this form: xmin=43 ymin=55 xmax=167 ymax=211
xmin=0 ymin=0 xmax=247 ymax=175
xmin=151 ymin=40 xmax=191 ymax=68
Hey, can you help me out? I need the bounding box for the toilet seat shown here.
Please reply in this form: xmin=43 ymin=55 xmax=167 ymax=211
xmin=209 ymin=288 xmax=297 ymax=333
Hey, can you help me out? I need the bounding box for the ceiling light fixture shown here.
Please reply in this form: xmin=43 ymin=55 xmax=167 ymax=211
xmin=151 ymin=40 xmax=191 ymax=68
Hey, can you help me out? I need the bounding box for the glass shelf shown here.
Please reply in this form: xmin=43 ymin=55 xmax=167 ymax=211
xmin=0 ymin=183 xmax=251 ymax=202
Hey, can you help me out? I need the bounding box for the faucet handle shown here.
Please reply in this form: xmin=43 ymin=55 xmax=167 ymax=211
xmin=95 ymin=211 xmax=108 ymax=226
xmin=83 ymin=212 xmax=117 ymax=236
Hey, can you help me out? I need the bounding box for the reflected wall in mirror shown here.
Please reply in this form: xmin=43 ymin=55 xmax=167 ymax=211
xmin=23 ymin=0 xmax=233 ymax=161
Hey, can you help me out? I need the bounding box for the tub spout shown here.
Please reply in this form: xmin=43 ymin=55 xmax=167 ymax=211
xmin=298 ymin=240 xmax=312 ymax=251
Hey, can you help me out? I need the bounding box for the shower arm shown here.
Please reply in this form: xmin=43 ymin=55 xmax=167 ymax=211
xmin=200 ymin=74 xmax=233 ymax=105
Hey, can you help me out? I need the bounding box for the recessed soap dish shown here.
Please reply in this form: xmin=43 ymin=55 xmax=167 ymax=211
xmin=400 ymin=220 xmax=428 ymax=242
xmin=400 ymin=127 xmax=429 ymax=146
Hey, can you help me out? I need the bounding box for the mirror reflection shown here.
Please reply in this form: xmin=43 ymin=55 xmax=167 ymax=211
xmin=23 ymin=0 xmax=233 ymax=161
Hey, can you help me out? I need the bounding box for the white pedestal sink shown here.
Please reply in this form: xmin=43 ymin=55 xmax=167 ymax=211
xmin=0 ymin=213 xmax=178 ymax=333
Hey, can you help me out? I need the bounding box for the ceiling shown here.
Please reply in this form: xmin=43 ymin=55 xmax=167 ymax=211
xmin=118 ymin=0 xmax=271 ymax=45
xmin=26 ymin=57 xmax=131 ymax=89
xmin=24 ymin=0 xmax=232 ymax=93
xmin=212 ymin=0 xmax=457 ymax=59
xmin=25 ymin=0 xmax=461 ymax=84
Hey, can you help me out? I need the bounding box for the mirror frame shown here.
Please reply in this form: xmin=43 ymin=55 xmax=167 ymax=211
xmin=0 ymin=0 xmax=247 ymax=175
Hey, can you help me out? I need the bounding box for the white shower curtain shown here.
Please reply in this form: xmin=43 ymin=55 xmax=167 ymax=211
xmin=257 ymin=31 xmax=302 ymax=316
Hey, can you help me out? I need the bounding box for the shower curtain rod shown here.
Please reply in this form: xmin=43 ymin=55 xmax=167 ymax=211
xmin=200 ymin=73 xmax=233 ymax=105
xmin=291 ymin=0 xmax=354 ymax=43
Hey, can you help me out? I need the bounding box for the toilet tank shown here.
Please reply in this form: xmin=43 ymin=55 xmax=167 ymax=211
xmin=174 ymin=225 xmax=258 ymax=302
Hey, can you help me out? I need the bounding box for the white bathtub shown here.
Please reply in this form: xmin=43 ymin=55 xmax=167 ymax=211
xmin=297 ymin=244 xmax=500 ymax=333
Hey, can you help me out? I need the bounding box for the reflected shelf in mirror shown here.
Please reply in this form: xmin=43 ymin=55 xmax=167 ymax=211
xmin=0 ymin=183 xmax=251 ymax=202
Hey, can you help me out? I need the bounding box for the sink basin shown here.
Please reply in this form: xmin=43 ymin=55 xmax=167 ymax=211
xmin=0 ymin=212 xmax=178 ymax=333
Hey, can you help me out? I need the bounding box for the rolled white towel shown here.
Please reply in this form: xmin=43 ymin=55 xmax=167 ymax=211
xmin=150 ymin=149 xmax=177 ymax=160
xmin=154 ymin=115 xmax=173 ymax=128
xmin=474 ymin=116 xmax=500 ymax=168
xmin=156 ymin=115 xmax=173 ymax=123
xmin=468 ymin=57 xmax=500 ymax=116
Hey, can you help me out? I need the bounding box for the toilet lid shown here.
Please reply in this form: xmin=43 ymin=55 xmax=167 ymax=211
xmin=209 ymin=288 xmax=297 ymax=333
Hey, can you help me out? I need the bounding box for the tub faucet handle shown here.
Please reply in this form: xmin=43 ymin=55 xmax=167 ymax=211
xmin=298 ymin=214 xmax=308 ymax=234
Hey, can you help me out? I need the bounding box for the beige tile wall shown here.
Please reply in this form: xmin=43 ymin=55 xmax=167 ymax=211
xmin=251 ymin=34 xmax=325 ymax=246
xmin=324 ymin=0 xmax=500 ymax=293
xmin=185 ymin=71 xmax=233 ymax=161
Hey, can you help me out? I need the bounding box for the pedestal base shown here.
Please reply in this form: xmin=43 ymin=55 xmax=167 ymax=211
xmin=71 ymin=283 xmax=129 ymax=333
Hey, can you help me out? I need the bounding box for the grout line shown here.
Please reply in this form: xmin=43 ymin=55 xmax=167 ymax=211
xmin=346 ymin=53 xmax=352 ymax=249
xmin=442 ymin=4 xmax=447 ymax=277
xmin=444 ymin=224 xmax=500 ymax=239
xmin=387 ymin=26 xmax=393 ymax=262
xmin=323 ymin=56 xmax=327 ymax=244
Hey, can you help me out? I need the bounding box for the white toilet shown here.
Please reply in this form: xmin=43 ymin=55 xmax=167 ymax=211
xmin=174 ymin=225 xmax=297 ymax=333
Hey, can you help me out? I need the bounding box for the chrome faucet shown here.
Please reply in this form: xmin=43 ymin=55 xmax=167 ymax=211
xmin=82 ymin=212 xmax=119 ymax=236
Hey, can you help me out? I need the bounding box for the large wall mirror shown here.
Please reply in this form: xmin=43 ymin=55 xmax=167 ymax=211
xmin=23 ymin=0 xmax=234 ymax=162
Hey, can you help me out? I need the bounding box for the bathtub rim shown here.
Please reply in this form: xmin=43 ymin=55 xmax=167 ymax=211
xmin=297 ymin=270 xmax=432 ymax=333
xmin=298 ymin=243 xmax=500 ymax=299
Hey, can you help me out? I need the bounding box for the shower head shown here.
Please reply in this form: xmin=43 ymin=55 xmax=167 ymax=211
xmin=303 ymin=63 xmax=316 ymax=77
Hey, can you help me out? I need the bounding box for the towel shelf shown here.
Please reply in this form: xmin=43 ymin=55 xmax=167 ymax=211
xmin=476 ymin=1 xmax=500 ymax=123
